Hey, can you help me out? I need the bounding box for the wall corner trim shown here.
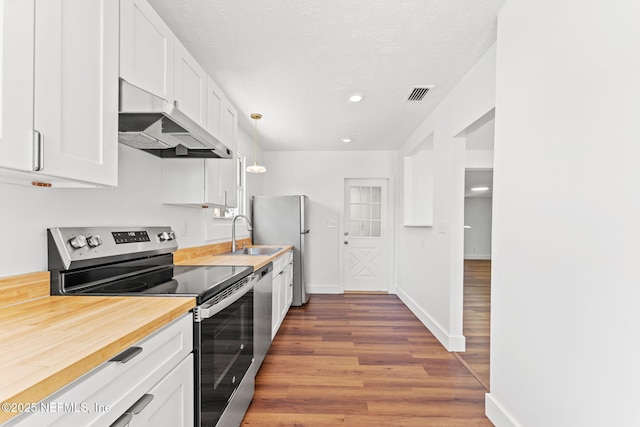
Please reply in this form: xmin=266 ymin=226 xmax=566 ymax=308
xmin=396 ymin=286 xmax=465 ymax=352
xmin=485 ymin=393 xmax=522 ymax=427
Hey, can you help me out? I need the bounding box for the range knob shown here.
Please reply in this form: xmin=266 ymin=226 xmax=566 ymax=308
xmin=69 ymin=235 xmax=87 ymax=249
xmin=158 ymin=231 xmax=170 ymax=242
xmin=87 ymin=235 xmax=103 ymax=247
xmin=168 ymin=231 xmax=176 ymax=240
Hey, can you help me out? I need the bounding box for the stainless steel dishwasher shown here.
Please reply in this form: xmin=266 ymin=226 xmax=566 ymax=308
xmin=251 ymin=263 xmax=273 ymax=376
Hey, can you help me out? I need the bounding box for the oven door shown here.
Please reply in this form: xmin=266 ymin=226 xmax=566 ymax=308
xmin=194 ymin=277 xmax=255 ymax=427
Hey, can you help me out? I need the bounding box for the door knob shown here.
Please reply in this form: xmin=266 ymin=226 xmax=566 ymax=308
xmin=344 ymin=232 xmax=349 ymax=236
xmin=344 ymin=241 xmax=349 ymax=245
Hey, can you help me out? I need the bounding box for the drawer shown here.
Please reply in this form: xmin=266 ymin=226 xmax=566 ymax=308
xmin=272 ymin=250 xmax=293 ymax=275
xmin=3 ymin=313 xmax=193 ymax=427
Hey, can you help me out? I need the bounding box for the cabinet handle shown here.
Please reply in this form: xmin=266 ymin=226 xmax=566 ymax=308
xmin=279 ymin=271 xmax=285 ymax=275
xmin=109 ymin=346 xmax=143 ymax=363
xmin=33 ymin=130 xmax=44 ymax=171
xmin=109 ymin=413 xmax=133 ymax=427
xmin=173 ymin=100 xmax=179 ymax=108
xmin=126 ymin=394 xmax=154 ymax=415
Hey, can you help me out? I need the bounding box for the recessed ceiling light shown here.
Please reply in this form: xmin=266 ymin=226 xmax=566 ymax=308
xmin=342 ymin=138 xmax=352 ymax=143
xmin=348 ymin=94 xmax=364 ymax=103
xmin=471 ymin=186 xmax=490 ymax=192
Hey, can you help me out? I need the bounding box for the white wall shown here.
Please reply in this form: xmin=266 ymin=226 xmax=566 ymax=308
xmin=0 ymin=126 xmax=264 ymax=278
xmin=464 ymin=198 xmax=492 ymax=259
xmin=262 ymin=150 xmax=396 ymax=293
xmin=486 ymin=0 xmax=640 ymax=426
xmin=395 ymin=44 xmax=497 ymax=351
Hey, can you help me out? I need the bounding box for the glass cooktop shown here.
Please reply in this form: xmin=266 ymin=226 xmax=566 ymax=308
xmin=65 ymin=264 xmax=253 ymax=304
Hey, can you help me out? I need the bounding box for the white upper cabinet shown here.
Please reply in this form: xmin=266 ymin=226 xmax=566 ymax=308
xmin=120 ymin=0 xmax=174 ymax=102
xmin=33 ymin=0 xmax=119 ymax=187
xmin=219 ymin=100 xmax=238 ymax=208
xmin=174 ymin=39 xmax=207 ymax=127
xmin=0 ymin=0 xmax=35 ymax=172
xmin=0 ymin=0 xmax=118 ymax=187
xmin=161 ymin=76 xmax=238 ymax=208
xmin=162 ymin=158 xmax=225 ymax=207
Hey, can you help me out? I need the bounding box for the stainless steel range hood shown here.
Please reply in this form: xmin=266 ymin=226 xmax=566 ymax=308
xmin=118 ymin=79 xmax=232 ymax=159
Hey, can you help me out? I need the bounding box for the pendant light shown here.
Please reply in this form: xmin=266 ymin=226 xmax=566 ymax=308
xmin=247 ymin=113 xmax=267 ymax=173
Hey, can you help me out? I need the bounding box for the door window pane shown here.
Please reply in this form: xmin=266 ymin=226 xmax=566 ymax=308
xmin=351 ymin=187 xmax=361 ymax=203
xmin=371 ymin=204 xmax=381 ymax=220
xmin=371 ymin=221 xmax=382 ymax=237
xmin=360 ymin=187 xmax=370 ymax=203
xmin=371 ymin=187 xmax=381 ymax=203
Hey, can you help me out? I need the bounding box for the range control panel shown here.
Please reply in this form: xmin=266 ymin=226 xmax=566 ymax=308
xmin=48 ymin=226 xmax=178 ymax=271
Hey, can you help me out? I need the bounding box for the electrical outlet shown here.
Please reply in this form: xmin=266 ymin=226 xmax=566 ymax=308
xmin=181 ymin=220 xmax=189 ymax=237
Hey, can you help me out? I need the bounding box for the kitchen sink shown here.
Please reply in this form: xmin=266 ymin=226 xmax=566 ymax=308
xmin=230 ymin=247 xmax=283 ymax=256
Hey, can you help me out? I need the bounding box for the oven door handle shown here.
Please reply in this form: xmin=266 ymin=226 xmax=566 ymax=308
xmin=195 ymin=275 xmax=256 ymax=321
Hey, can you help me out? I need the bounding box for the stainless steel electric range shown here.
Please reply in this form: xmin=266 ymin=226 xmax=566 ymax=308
xmin=47 ymin=226 xmax=256 ymax=427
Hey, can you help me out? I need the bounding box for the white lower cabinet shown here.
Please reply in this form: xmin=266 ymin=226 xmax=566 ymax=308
xmin=271 ymin=250 xmax=294 ymax=339
xmin=125 ymin=354 xmax=194 ymax=427
xmin=2 ymin=314 xmax=194 ymax=427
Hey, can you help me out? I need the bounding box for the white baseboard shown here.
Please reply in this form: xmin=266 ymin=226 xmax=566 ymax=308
xmin=485 ymin=393 xmax=521 ymax=427
xmin=396 ymin=287 xmax=466 ymax=352
xmin=464 ymin=254 xmax=492 ymax=260
xmin=308 ymin=284 xmax=341 ymax=294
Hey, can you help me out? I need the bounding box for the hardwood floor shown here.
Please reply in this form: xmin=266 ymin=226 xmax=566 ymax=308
xmin=455 ymin=260 xmax=491 ymax=390
xmin=242 ymin=294 xmax=492 ymax=426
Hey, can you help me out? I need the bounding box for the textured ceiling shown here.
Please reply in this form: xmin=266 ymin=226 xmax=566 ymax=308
xmin=147 ymin=0 xmax=507 ymax=151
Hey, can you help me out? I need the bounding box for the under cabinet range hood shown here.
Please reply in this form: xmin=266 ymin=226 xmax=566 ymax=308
xmin=118 ymin=79 xmax=232 ymax=159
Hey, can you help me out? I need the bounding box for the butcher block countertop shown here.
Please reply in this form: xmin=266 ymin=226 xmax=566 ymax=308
xmin=0 ymin=295 xmax=194 ymax=423
xmin=176 ymin=245 xmax=293 ymax=270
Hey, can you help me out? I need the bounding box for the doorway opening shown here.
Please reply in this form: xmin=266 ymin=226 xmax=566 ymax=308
xmin=457 ymin=168 xmax=493 ymax=390
xmin=453 ymin=112 xmax=494 ymax=390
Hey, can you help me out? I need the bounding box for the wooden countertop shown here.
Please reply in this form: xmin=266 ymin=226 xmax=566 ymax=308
xmin=176 ymin=245 xmax=293 ymax=270
xmin=0 ymin=295 xmax=194 ymax=423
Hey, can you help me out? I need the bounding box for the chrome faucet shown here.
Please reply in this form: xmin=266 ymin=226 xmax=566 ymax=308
xmin=231 ymin=215 xmax=253 ymax=252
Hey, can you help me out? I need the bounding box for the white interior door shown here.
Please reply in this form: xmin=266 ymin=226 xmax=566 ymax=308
xmin=342 ymin=178 xmax=389 ymax=292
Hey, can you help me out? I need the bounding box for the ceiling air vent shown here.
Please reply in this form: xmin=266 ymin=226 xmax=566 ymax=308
xmin=406 ymin=86 xmax=433 ymax=102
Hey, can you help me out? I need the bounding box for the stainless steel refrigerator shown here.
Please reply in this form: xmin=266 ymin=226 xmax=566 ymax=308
xmin=251 ymin=195 xmax=310 ymax=306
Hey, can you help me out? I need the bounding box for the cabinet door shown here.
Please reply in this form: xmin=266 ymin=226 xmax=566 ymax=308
xmin=128 ymin=354 xmax=194 ymax=427
xmin=205 ymin=77 xmax=223 ymax=140
xmin=33 ymin=0 xmax=119 ymax=186
xmin=272 ymin=272 xmax=284 ymax=340
xmin=120 ymin=0 xmax=174 ymax=102
xmin=219 ymin=100 xmax=237 ymax=207
xmin=174 ymin=39 xmax=207 ymax=128
xmin=0 ymin=0 xmax=35 ymax=171
xmin=285 ymin=262 xmax=294 ymax=309
xmin=203 ymin=159 xmax=225 ymax=206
